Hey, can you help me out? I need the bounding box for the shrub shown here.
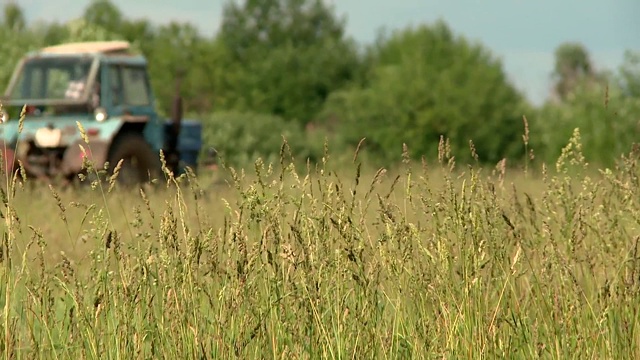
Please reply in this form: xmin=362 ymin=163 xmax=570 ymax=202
xmin=321 ymin=21 xmax=529 ymax=165
xmin=531 ymin=80 xmax=640 ymax=167
xmin=201 ymin=111 xmax=328 ymax=169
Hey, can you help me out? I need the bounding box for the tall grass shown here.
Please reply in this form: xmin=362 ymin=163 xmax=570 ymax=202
xmin=1 ymin=125 xmax=640 ymax=358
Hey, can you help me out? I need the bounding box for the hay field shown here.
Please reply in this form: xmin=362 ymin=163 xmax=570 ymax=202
xmin=1 ymin=135 xmax=640 ymax=359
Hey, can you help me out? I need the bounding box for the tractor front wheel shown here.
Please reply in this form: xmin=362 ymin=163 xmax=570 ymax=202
xmin=107 ymin=132 xmax=160 ymax=187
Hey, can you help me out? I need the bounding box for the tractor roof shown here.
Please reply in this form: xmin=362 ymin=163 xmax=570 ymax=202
xmin=39 ymin=41 xmax=132 ymax=55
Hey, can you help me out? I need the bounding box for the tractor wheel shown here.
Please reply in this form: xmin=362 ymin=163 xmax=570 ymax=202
xmin=107 ymin=132 xmax=161 ymax=187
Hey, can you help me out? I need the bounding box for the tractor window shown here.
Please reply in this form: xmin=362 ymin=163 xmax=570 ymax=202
xmin=10 ymin=57 xmax=93 ymax=101
xmin=122 ymin=67 xmax=150 ymax=106
xmin=24 ymin=67 xmax=45 ymax=98
xmin=109 ymin=66 xmax=123 ymax=106
xmin=110 ymin=66 xmax=151 ymax=107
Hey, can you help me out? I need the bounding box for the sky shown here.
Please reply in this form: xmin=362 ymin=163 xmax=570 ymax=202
xmin=13 ymin=0 xmax=640 ymax=105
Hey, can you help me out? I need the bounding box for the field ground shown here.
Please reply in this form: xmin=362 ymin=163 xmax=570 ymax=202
xmin=1 ymin=139 xmax=640 ymax=359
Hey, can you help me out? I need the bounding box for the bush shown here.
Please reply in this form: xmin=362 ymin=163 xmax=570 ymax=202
xmin=201 ymin=111 xmax=329 ymax=169
xmin=321 ymin=21 xmax=529 ymax=165
xmin=531 ymin=81 xmax=640 ymax=167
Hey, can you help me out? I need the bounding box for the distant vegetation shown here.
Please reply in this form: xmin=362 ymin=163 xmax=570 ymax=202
xmin=0 ymin=0 xmax=638 ymax=169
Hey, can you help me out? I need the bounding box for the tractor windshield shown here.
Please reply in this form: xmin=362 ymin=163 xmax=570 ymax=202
xmin=6 ymin=56 xmax=97 ymax=105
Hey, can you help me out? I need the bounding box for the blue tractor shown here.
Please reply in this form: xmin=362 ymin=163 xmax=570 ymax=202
xmin=0 ymin=41 xmax=202 ymax=186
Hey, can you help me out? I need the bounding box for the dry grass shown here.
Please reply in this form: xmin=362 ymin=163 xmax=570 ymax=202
xmin=1 ymin=129 xmax=640 ymax=359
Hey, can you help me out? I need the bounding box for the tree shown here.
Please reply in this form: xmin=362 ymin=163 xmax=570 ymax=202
xmin=531 ymin=48 xmax=640 ymax=167
xmin=321 ymin=21 xmax=529 ymax=165
xmin=218 ymin=0 xmax=362 ymax=124
xmin=145 ymin=22 xmax=213 ymax=115
xmin=619 ymin=50 xmax=640 ymax=98
xmin=39 ymin=22 xmax=71 ymax=45
xmin=3 ymin=2 xmax=25 ymax=31
xmin=59 ymin=17 xmax=123 ymax=43
xmin=0 ymin=4 xmax=41 ymax=88
xmin=120 ymin=19 xmax=156 ymax=47
xmin=552 ymin=42 xmax=602 ymax=101
xmin=82 ymin=0 xmax=123 ymax=34
xmin=532 ymin=77 xmax=640 ymax=167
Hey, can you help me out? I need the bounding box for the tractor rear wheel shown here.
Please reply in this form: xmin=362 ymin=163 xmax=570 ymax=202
xmin=107 ymin=132 xmax=160 ymax=187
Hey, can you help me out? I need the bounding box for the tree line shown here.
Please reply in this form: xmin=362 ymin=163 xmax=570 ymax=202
xmin=1 ymin=0 xmax=639 ymax=169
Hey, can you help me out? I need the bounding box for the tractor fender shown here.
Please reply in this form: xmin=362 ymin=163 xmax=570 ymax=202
xmin=61 ymin=138 xmax=110 ymax=176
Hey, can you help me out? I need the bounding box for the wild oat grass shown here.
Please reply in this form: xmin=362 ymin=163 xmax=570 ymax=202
xmin=0 ymin=128 xmax=640 ymax=359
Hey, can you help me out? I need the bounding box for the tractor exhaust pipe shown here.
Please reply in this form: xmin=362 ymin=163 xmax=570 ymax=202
xmin=166 ymin=70 xmax=184 ymax=173
xmin=171 ymin=74 xmax=183 ymax=138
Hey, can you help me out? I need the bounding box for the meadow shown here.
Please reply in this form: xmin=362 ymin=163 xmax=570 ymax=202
xmin=1 ymin=129 xmax=640 ymax=359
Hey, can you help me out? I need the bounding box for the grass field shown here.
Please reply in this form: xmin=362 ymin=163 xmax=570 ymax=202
xmin=1 ymin=131 xmax=640 ymax=359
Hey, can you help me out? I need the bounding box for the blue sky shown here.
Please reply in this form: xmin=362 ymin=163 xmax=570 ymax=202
xmin=17 ymin=0 xmax=640 ymax=105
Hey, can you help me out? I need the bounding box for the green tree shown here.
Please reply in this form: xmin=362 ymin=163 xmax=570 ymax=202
xmin=0 ymin=4 xmax=42 ymax=88
xmin=218 ymin=0 xmax=361 ymax=124
xmin=39 ymin=22 xmax=71 ymax=45
xmin=82 ymin=0 xmax=123 ymax=34
xmin=321 ymin=21 xmax=528 ymax=165
xmin=552 ymin=42 xmax=603 ymax=101
xmin=532 ymin=77 xmax=640 ymax=167
xmin=64 ymin=18 xmax=123 ymax=42
xmin=532 ymin=49 xmax=640 ymax=167
xmin=144 ymin=22 xmax=218 ymax=115
xmin=619 ymin=50 xmax=640 ymax=98
xmin=120 ymin=19 xmax=156 ymax=47
xmin=3 ymin=2 xmax=25 ymax=31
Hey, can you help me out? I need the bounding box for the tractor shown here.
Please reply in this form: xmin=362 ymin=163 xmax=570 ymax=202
xmin=0 ymin=40 xmax=203 ymax=186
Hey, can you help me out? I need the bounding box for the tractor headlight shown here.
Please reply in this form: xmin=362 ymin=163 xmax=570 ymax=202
xmin=94 ymin=107 xmax=108 ymax=122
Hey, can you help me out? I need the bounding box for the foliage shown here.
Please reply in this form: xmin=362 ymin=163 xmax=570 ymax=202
xmin=619 ymin=50 xmax=640 ymax=98
xmin=82 ymin=0 xmax=124 ymax=34
xmin=0 ymin=30 xmax=41 ymax=90
xmin=2 ymin=2 xmax=25 ymax=31
xmin=552 ymin=42 xmax=594 ymax=99
xmin=202 ymin=111 xmax=326 ymax=169
xmin=322 ymin=22 xmax=528 ymax=165
xmin=531 ymin=78 xmax=640 ymax=167
xmin=218 ymin=0 xmax=362 ymax=124
xmin=143 ymin=22 xmax=210 ymax=115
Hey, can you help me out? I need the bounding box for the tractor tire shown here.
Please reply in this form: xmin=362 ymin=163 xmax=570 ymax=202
xmin=107 ymin=132 xmax=161 ymax=187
